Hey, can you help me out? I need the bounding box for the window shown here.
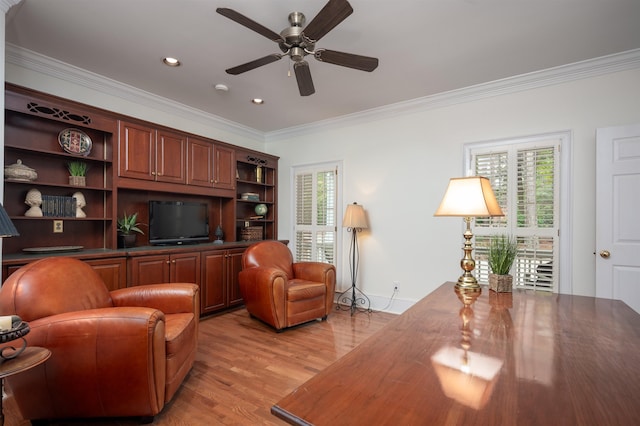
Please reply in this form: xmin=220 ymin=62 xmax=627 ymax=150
xmin=466 ymin=134 xmax=564 ymax=291
xmin=292 ymin=163 xmax=340 ymax=265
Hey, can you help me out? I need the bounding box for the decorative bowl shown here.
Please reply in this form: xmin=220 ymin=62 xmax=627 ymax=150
xmin=5 ymin=159 xmax=37 ymax=182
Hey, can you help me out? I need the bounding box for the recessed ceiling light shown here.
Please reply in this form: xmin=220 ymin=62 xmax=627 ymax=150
xmin=251 ymin=98 xmax=264 ymax=105
xmin=163 ymin=57 xmax=181 ymax=67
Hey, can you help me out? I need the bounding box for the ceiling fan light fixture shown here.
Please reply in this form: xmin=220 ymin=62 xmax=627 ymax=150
xmin=162 ymin=57 xmax=181 ymax=67
xmin=214 ymin=83 xmax=229 ymax=92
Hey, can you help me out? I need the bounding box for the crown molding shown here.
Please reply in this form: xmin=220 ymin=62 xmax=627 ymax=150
xmin=265 ymin=48 xmax=640 ymax=142
xmin=0 ymin=0 xmax=21 ymax=14
xmin=5 ymin=43 xmax=264 ymax=142
xmin=6 ymin=43 xmax=639 ymax=145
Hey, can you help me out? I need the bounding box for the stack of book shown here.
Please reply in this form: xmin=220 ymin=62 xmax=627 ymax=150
xmin=41 ymin=195 xmax=77 ymax=217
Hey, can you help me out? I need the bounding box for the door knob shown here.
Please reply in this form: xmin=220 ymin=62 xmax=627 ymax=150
xmin=599 ymin=250 xmax=610 ymax=259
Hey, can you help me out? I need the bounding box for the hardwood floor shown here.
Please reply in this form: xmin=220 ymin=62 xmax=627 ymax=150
xmin=3 ymin=307 xmax=397 ymax=425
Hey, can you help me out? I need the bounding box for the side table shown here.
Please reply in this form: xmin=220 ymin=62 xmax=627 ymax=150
xmin=0 ymin=347 xmax=51 ymax=426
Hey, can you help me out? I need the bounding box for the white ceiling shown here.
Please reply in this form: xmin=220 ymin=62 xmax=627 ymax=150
xmin=6 ymin=0 xmax=640 ymax=133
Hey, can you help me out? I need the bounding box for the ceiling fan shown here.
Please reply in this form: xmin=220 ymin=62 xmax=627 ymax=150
xmin=216 ymin=0 xmax=379 ymax=96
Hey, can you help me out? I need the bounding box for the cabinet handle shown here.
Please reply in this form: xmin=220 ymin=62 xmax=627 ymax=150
xmin=152 ymin=171 xmax=156 ymax=176
xmin=166 ymin=260 xmax=170 ymax=264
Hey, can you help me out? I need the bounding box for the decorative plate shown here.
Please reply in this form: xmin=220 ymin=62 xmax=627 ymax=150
xmin=58 ymin=128 xmax=92 ymax=156
xmin=23 ymin=245 xmax=84 ymax=253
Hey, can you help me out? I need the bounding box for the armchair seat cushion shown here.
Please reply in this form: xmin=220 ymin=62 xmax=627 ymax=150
xmin=287 ymin=280 xmax=327 ymax=301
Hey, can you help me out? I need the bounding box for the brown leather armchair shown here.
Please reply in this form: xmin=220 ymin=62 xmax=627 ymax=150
xmin=239 ymin=241 xmax=336 ymax=331
xmin=0 ymin=257 xmax=199 ymax=423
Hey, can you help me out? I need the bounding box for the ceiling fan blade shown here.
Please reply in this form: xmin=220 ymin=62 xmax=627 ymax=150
xmin=216 ymin=8 xmax=284 ymax=42
xmin=226 ymin=54 xmax=283 ymax=75
xmin=294 ymin=61 xmax=315 ymax=96
xmin=314 ymin=49 xmax=379 ymax=72
xmin=302 ymin=0 xmax=353 ymax=42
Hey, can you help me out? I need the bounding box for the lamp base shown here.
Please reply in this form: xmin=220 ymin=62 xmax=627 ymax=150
xmin=336 ymin=285 xmax=372 ymax=316
xmin=456 ymin=273 xmax=481 ymax=291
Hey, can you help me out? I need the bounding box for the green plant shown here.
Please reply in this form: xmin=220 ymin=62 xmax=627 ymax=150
xmin=488 ymin=234 xmax=518 ymax=275
xmin=67 ymin=161 xmax=88 ymax=176
xmin=117 ymin=212 xmax=144 ymax=235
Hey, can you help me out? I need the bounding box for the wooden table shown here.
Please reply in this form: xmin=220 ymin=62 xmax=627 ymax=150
xmin=0 ymin=346 xmax=51 ymax=426
xmin=272 ymin=282 xmax=640 ymax=425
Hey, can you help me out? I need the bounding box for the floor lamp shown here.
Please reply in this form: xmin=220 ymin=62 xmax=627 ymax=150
xmin=336 ymin=202 xmax=372 ymax=315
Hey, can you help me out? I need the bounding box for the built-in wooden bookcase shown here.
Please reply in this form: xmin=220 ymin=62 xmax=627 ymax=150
xmin=2 ymin=85 xmax=279 ymax=306
xmin=3 ymin=86 xmax=117 ymax=253
xmin=235 ymin=150 xmax=278 ymax=242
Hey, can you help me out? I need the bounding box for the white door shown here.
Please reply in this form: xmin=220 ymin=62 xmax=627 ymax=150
xmin=596 ymin=124 xmax=640 ymax=313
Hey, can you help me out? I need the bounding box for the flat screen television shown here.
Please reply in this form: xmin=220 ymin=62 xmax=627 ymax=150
xmin=149 ymin=200 xmax=209 ymax=245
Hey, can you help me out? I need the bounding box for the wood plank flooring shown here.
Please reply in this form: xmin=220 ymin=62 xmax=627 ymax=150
xmin=3 ymin=307 xmax=397 ymax=425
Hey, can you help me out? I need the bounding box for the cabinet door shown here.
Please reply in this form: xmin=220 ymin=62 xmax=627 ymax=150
xmin=85 ymin=258 xmax=127 ymax=291
xmin=128 ymin=255 xmax=170 ymax=286
xmin=214 ymin=145 xmax=235 ymax=190
xmin=170 ymin=252 xmax=200 ymax=285
xmin=187 ymin=138 xmax=214 ymax=187
xmin=201 ymin=251 xmax=226 ymax=314
xmin=156 ymin=129 xmax=186 ymax=184
xmin=227 ymin=248 xmax=245 ymax=306
xmin=119 ymin=121 xmax=155 ymax=181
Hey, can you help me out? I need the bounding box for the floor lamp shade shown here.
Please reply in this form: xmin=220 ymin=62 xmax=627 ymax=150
xmin=343 ymin=202 xmax=368 ymax=230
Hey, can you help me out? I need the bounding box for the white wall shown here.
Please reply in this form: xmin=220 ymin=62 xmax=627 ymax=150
xmin=266 ymin=68 xmax=640 ymax=310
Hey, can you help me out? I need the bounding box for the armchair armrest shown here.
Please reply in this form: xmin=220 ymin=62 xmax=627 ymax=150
xmin=110 ymin=283 xmax=199 ymax=316
xmin=239 ymin=267 xmax=289 ymax=328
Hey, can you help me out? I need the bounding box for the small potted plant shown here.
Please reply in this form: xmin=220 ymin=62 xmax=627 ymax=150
xmin=488 ymin=234 xmax=518 ymax=292
xmin=117 ymin=212 xmax=144 ymax=248
xmin=67 ymin=161 xmax=88 ymax=187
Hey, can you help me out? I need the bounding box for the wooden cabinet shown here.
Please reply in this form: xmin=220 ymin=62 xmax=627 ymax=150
xmin=118 ymin=121 xmax=186 ymax=184
xmin=187 ymin=138 xmax=235 ymax=190
xmin=3 ymin=257 xmax=127 ymax=291
xmin=84 ymin=257 xmax=127 ymax=291
xmin=214 ymin=144 xmax=235 ymax=190
xmin=187 ymin=137 xmax=214 ymax=188
xmin=200 ymin=248 xmax=244 ymax=315
xmin=235 ymin=151 xmax=278 ymax=242
xmin=128 ymin=252 xmax=200 ymax=286
xmin=3 ymin=86 xmax=117 ymax=254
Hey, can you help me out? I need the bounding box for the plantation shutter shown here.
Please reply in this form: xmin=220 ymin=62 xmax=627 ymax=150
xmin=472 ymin=140 xmax=559 ymax=291
xmin=294 ymin=166 xmax=338 ymax=264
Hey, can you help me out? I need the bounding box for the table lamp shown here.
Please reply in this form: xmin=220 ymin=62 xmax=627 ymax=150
xmin=434 ymin=177 xmax=503 ymax=290
xmin=0 ymin=202 xmax=19 ymax=238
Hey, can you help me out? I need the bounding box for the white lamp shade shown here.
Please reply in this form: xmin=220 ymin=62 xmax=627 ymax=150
xmin=343 ymin=203 xmax=368 ymax=229
xmin=434 ymin=177 xmax=504 ymax=217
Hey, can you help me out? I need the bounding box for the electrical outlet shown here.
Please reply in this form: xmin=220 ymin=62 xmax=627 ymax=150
xmin=53 ymin=220 xmax=63 ymax=233
xmin=393 ymin=281 xmax=400 ymax=292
